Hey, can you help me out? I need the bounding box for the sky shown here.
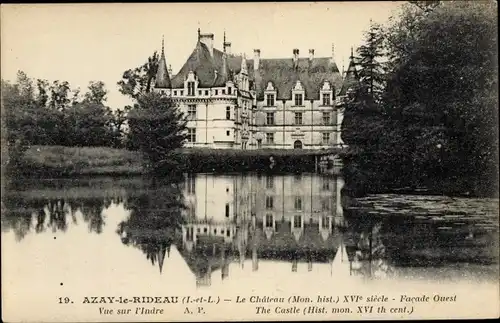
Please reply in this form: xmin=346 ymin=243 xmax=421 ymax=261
xmin=1 ymin=2 xmax=403 ymax=110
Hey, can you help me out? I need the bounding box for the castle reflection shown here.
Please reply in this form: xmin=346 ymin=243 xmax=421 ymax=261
xmin=177 ymin=173 xmax=379 ymax=287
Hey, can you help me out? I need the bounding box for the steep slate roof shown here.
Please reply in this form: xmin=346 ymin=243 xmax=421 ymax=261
xmin=171 ymin=41 xmax=343 ymax=100
xmin=171 ymin=42 xmax=218 ymax=88
xmin=155 ymin=39 xmax=172 ymax=89
xmin=247 ymin=57 xmax=343 ymax=101
xmin=339 ymin=57 xmax=359 ymax=96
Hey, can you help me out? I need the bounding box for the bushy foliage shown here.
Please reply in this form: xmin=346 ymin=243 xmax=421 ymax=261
xmin=126 ymin=92 xmax=188 ymax=171
xmin=1 ymin=72 xmax=129 ymax=155
xmin=341 ymin=1 xmax=498 ymax=197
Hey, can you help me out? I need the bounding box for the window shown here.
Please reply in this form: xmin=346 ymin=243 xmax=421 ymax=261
xmin=266 ymin=133 xmax=274 ymax=144
xmin=226 ymin=230 xmax=230 ymax=237
xmin=321 ymin=216 xmax=329 ymax=229
xmin=265 ymin=214 xmax=273 ymax=228
xmin=222 ymin=89 xmax=225 ymax=95
xmin=294 ymin=112 xmax=303 ymax=125
xmin=174 ymin=90 xmax=177 ymax=95
xmin=226 ymin=130 xmax=230 ymax=136
xmin=266 ymin=112 xmax=275 ymax=125
xmin=265 ymin=196 xmax=273 ymax=209
xmin=180 ymin=90 xmax=183 ymax=95
xmin=294 ymin=196 xmax=302 ymax=211
xmin=205 ymin=90 xmax=209 ymax=95
xmin=197 ymin=227 xmax=201 ymax=233
xmin=204 ymin=227 xmax=207 ymax=233
xmin=323 ymin=93 xmax=331 ymax=106
xmin=199 ymin=90 xmax=202 ymax=96
xmin=322 ymin=199 xmax=330 ymax=211
xmin=293 ymin=215 xmax=302 ymax=228
xmin=225 ymin=203 xmax=230 ymax=217
xmin=294 ymin=93 xmax=303 ymax=106
xmin=322 ymin=112 xmax=330 ymax=125
xmin=188 ymin=128 xmax=196 ymax=143
xmin=187 ymin=175 xmax=196 ymax=194
xmin=322 ymin=179 xmax=330 ymax=191
xmin=226 ymin=106 xmax=231 ymax=120
xmin=215 ymin=89 xmax=218 ymax=95
xmin=294 ymin=173 xmax=302 ymax=182
xmin=322 ymin=132 xmax=330 ymax=145
xmin=266 ymin=176 xmax=274 ymax=189
xmin=188 ymin=105 xmax=197 ymax=120
xmin=187 ymin=82 xmax=195 ymax=96
xmin=266 ymin=94 xmax=275 ymax=106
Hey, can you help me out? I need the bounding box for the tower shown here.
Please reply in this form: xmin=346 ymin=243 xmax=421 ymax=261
xmin=154 ymin=35 xmax=172 ymax=96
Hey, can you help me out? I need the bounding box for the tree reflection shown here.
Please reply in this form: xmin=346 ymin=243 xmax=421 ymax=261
xmin=2 ymin=189 xmax=119 ymax=240
xmin=1 ymin=195 xmax=45 ymax=241
xmin=117 ymin=177 xmax=186 ymax=273
xmin=343 ymin=215 xmax=394 ymax=279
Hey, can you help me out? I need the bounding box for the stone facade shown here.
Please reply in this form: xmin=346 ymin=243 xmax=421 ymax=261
xmin=154 ymin=30 xmax=354 ymax=149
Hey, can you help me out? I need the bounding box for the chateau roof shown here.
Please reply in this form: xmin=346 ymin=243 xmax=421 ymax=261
xmin=171 ymin=40 xmax=343 ymax=100
xmin=339 ymin=56 xmax=359 ymax=96
xmin=155 ymin=38 xmax=172 ymax=89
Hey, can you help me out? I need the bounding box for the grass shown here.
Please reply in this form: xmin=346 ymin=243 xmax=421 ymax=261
xmin=11 ymin=145 xmax=342 ymax=177
xmin=17 ymin=145 xmax=144 ymax=176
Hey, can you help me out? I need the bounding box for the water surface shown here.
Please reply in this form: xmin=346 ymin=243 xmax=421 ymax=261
xmin=2 ymin=173 xmax=499 ymax=320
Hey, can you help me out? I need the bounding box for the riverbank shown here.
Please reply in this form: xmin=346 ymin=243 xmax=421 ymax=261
xmin=8 ymin=145 xmax=341 ymax=177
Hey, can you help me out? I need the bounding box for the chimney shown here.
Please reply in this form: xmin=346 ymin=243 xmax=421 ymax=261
xmin=293 ymin=49 xmax=299 ymax=68
xmin=253 ymin=49 xmax=260 ymax=70
xmin=224 ymin=42 xmax=232 ymax=55
xmin=309 ymin=49 xmax=315 ymax=61
xmin=223 ymin=31 xmax=231 ymax=55
xmin=199 ymin=32 xmax=214 ymax=57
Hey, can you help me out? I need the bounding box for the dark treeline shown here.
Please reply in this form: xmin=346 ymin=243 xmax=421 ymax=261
xmin=341 ymin=1 xmax=498 ymax=197
xmin=2 ymin=72 xmax=129 ymax=162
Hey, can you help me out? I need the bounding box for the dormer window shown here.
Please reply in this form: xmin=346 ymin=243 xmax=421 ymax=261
xmin=187 ymin=82 xmax=195 ymax=96
xmin=323 ymin=93 xmax=331 ymax=106
xmin=266 ymin=94 xmax=275 ymax=107
xmin=294 ymin=93 xmax=303 ymax=106
xmin=292 ymin=80 xmax=305 ymax=106
xmin=264 ymin=82 xmax=277 ymax=107
xmin=321 ymin=81 xmax=334 ymax=106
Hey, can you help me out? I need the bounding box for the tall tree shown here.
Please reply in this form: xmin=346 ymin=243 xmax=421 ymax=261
xmin=117 ymin=51 xmax=159 ymax=100
xmin=341 ymin=20 xmax=387 ymax=147
xmin=357 ymin=21 xmax=386 ymax=104
xmin=127 ymin=92 xmax=187 ymax=171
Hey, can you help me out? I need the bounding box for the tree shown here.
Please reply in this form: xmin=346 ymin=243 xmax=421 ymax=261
xmin=117 ymin=51 xmax=159 ymax=100
xmin=383 ymin=0 xmax=498 ymax=195
xmin=2 ymin=71 xmax=123 ymax=150
xmin=357 ymin=21 xmax=386 ymax=104
xmin=340 ymin=20 xmax=389 ymax=194
xmin=83 ymin=81 xmax=107 ymax=104
xmin=1 ymin=72 xmax=38 ymax=167
xmin=127 ymin=92 xmax=187 ymax=170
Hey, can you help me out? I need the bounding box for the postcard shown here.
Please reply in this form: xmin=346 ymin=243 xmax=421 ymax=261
xmin=1 ymin=2 xmax=499 ymax=322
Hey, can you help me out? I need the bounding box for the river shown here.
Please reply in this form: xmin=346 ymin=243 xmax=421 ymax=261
xmin=1 ymin=173 xmax=499 ymax=320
